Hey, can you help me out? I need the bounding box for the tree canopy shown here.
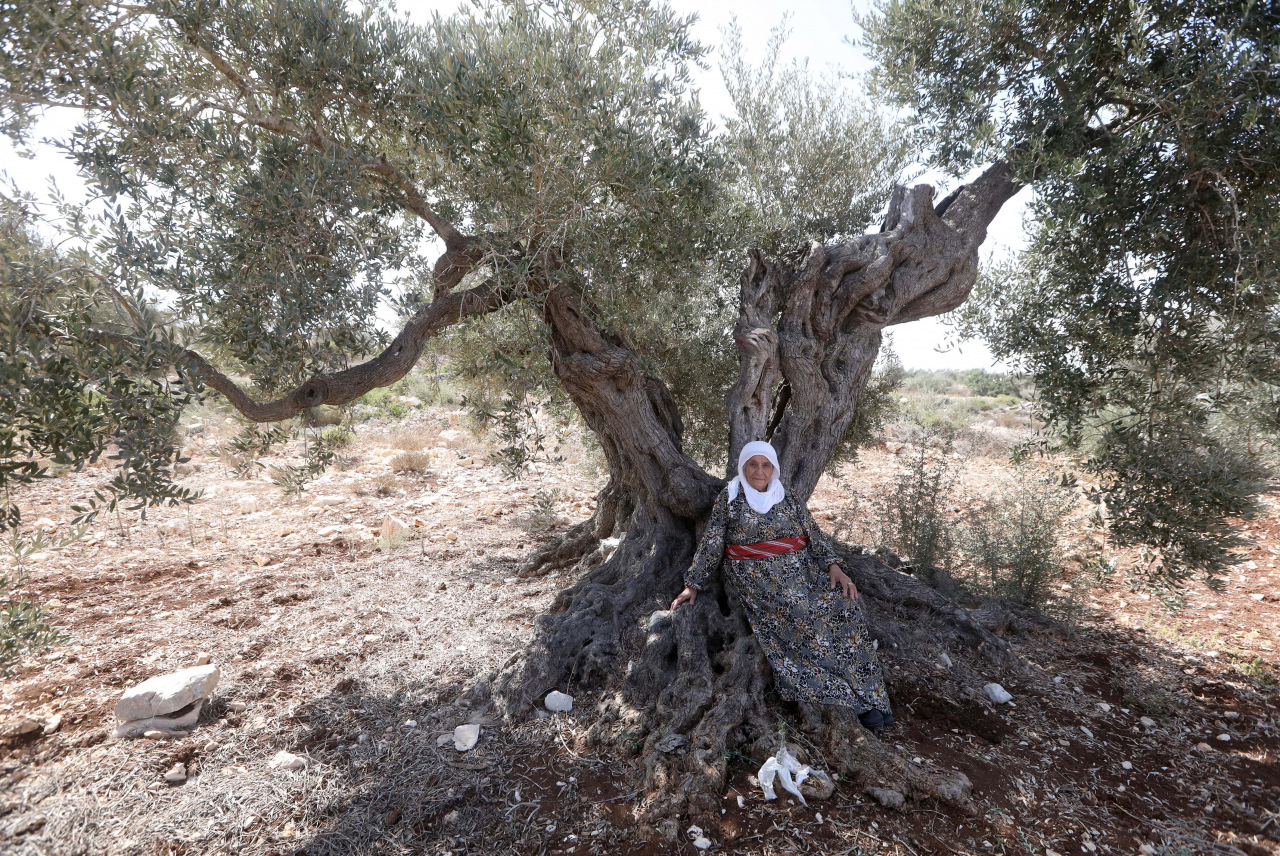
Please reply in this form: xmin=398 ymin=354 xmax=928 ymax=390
xmin=864 ymin=0 xmax=1280 ymax=587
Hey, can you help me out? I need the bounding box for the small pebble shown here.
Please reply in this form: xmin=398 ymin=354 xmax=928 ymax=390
xmin=1121 ymin=761 xmax=1132 ymax=770
xmin=1216 ymin=733 xmax=1231 ymax=742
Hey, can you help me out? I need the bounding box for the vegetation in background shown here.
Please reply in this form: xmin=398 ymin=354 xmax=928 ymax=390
xmin=521 ymin=488 xmax=563 ymax=534
xmin=865 ymin=0 xmax=1280 ymax=586
xmin=478 ymin=396 xmax=566 ymax=481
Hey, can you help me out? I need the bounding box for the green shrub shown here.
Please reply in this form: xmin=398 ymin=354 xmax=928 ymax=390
xmin=876 ymin=431 xmax=959 ymax=571
xmin=0 ymin=528 xmax=79 ymax=675
xmin=960 ymin=469 xmax=1077 ymax=610
xmin=521 ymin=488 xmax=562 ymax=533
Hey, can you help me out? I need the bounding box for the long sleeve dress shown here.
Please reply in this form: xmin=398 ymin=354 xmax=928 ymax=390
xmin=685 ymin=488 xmax=892 ymax=716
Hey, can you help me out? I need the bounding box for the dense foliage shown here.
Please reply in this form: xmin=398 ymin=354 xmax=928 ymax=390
xmin=864 ymin=0 xmax=1280 ymax=586
xmin=0 ymin=190 xmax=196 ymax=533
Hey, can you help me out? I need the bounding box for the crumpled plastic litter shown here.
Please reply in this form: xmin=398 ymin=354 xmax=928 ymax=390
xmin=757 ymin=746 xmax=818 ymax=806
xmin=687 ymin=825 xmax=712 ymax=850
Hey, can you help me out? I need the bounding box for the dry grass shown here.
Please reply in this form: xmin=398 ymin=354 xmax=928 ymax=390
xmin=390 ymin=430 xmax=429 ymax=452
xmin=372 ymin=473 xmax=397 ymax=496
xmin=389 ymin=452 xmax=431 ymax=474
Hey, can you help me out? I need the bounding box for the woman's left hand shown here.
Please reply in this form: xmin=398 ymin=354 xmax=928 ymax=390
xmin=829 ymin=564 xmax=858 ymax=600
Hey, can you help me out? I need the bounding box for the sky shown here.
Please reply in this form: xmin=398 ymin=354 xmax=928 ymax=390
xmin=0 ymin=0 xmax=1030 ymax=371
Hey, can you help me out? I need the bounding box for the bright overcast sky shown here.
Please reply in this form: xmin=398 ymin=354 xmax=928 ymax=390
xmin=0 ymin=0 xmax=1029 ymax=371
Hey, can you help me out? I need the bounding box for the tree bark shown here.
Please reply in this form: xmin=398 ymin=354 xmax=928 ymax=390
xmin=728 ymin=162 xmax=1021 ymax=499
xmin=471 ymin=164 xmax=1026 ymax=825
xmin=180 ymin=242 xmax=509 ymax=422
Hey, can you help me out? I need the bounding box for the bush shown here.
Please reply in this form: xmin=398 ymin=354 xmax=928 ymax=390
xmin=960 ymin=469 xmax=1078 ymax=610
xmin=390 ymin=451 xmax=431 ymax=473
xmin=521 ymin=488 xmax=562 ymax=533
xmin=875 ymin=431 xmax=960 ymax=571
xmin=0 ymin=579 xmax=65 ymax=676
xmin=0 ymin=529 xmax=76 ymax=675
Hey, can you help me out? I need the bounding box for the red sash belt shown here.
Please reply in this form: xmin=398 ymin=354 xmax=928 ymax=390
xmin=725 ymin=535 xmax=809 ymax=561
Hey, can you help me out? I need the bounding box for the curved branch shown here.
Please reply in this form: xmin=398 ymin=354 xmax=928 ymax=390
xmin=184 ymin=274 xmax=516 ymax=423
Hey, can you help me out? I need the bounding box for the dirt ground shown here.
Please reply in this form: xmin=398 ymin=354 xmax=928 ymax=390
xmin=1 ymin=405 xmax=1277 ymax=856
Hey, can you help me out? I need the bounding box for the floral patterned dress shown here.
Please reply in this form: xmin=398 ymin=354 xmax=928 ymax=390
xmin=685 ymin=488 xmax=892 ymax=715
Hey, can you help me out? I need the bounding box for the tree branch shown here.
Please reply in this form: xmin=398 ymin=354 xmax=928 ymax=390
xmin=176 ymin=27 xmax=466 ymax=249
xmin=182 ymin=274 xmax=515 ymax=423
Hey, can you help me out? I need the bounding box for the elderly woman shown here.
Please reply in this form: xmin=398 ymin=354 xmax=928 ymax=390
xmin=671 ymin=441 xmax=894 ymax=730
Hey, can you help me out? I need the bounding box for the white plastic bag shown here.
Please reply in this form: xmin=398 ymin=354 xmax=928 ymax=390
xmin=756 ymin=745 xmax=817 ymax=806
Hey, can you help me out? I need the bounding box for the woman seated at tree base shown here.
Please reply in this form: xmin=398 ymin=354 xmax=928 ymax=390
xmin=671 ymin=441 xmax=895 ymax=731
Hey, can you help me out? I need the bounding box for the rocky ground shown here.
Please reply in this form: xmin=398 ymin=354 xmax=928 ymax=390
xmin=0 ymin=402 xmax=1277 ymax=856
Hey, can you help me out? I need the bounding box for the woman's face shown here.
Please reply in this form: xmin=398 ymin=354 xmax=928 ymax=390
xmin=744 ymin=455 xmax=774 ymax=492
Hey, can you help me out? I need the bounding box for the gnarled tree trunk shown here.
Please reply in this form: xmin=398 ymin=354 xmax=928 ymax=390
xmin=469 ymin=165 xmax=1027 ymax=825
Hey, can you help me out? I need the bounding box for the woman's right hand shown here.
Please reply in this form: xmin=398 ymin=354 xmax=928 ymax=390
xmin=670 ymin=586 xmax=698 ymax=610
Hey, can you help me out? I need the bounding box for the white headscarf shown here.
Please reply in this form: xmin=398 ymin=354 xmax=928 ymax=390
xmin=727 ymin=440 xmax=786 ymax=514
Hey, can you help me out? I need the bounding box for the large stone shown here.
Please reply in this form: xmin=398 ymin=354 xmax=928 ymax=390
xmin=438 ymin=429 xmax=465 ymax=447
xmin=115 ymin=665 xmax=220 ymax=723
xmin=113 ymin=701 xmax=205 ymax=739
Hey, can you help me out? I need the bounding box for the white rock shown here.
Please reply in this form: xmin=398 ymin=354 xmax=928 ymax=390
xmin=144 ymin=728 xmax=188 ymax=739
xmin=1080 ymin=726 xmax=1094 ymax=739
xmin=982 ymin=683 xmax=1012 ymax=704
xmin=438 ymin=429 xmax=465 ymax=447
xmin=453 ymin=723 xmax=480 ymax=751
xmin=194 ymin=652 xmax=211 ymax=666
xmin=544 ymin=691 xmax=573 ymax=713
xmin=1121 ymin=761 xmax=1132 ymax=770
xmin=1139 ymin=716 xmax=1156 ymax=729
xmin=436 ymin=733 xmax=453 ymax=747
xmin=1096 ymin=702 xmax=1111 ymax=713
xmin=237 ymin=496 xmax=258 ymax=514
xmin=315 ymin=495 xmax=345 ymax=506
xmin=34 ymin=517 xmax=57 ymax=531
xmin=1222 ymin=711 xmax=1240 ymax=720
xmin=380 ymin=515 xmax=410 ymax=541
xmin=269 ymin=751 xmax=306 ymax=771
xmin=226 ymin=701 xmax=247 ymax=712
xmin=937 ymin=652 xmax=953 ymax=669
xmin=164 ymin=763 xmax=187 ymax=783
xmin=113 ymin=703 xmax=204 ymax=739
xmin=693 ymin=836 xmax=712 ymax=850
xmin=1196 ymin=742 xmax=1212 ymax=751
xmin=115 ymin=665 xmax=220 ymax=723
xmin=1216 ymin=733 xmax=1231 ymax=742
